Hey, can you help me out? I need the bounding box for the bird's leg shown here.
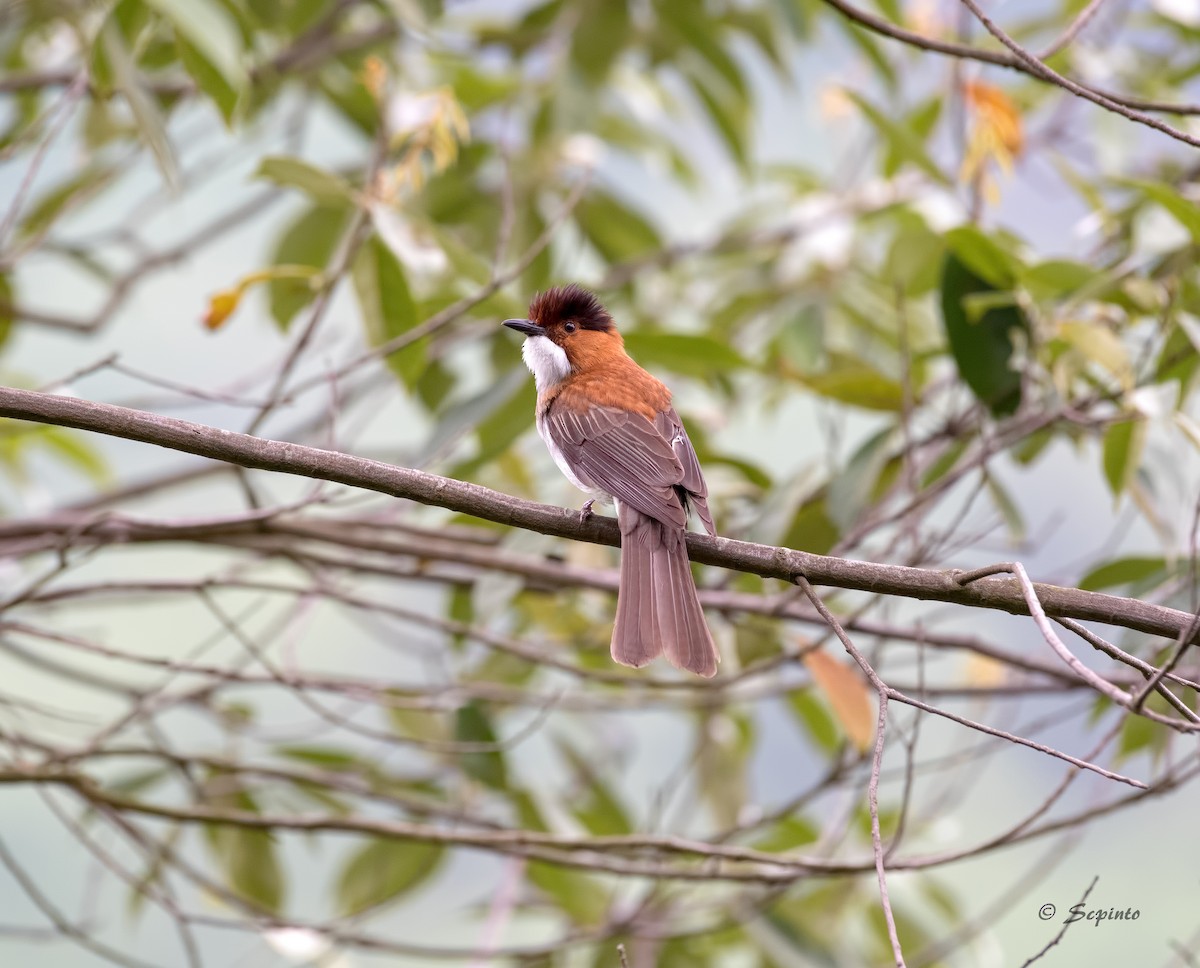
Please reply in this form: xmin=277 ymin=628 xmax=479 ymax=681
xmin=578 ymin=499 xmax=595 ymax=524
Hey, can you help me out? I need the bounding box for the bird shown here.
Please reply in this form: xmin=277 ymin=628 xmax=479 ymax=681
xmin=503 ymin=284 xmax=719 ymax=677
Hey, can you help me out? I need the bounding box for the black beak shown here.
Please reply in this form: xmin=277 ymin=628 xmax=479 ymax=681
xmin=502 ymin=318 xmax=546 ymax=338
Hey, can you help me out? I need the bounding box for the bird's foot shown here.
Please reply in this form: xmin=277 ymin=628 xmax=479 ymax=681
xmin=578 ymin=499 xmax=596 ymax=525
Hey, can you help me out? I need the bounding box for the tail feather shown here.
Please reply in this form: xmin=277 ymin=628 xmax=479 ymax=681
xmin=611 ymin=503 xmax=718 ymax=678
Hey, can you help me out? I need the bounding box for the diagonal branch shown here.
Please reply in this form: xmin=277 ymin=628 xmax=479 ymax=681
xmin=2 ymin=385 xmax=1200 ymax=649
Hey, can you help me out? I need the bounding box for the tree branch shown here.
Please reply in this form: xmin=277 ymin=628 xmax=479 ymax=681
xmin=1 ymin=385 xmax=1198 ymax=646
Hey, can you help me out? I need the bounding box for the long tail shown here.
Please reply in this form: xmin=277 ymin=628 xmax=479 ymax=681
xmin=611 ymin=503 xmax=718 ymax=677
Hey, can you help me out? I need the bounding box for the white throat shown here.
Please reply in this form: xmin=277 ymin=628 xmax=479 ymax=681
xmin=521 ymin=335 xmax=571 ymax=393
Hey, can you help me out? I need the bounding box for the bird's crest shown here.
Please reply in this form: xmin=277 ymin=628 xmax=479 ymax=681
xmin=529 ymin=284 xmax=614 ymax=332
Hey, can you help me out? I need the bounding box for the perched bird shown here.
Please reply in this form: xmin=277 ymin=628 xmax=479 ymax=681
xmin=503 ymin=284 xmax=719 ymax=677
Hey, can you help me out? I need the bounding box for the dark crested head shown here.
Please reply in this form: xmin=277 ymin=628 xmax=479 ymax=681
xmin=529 ymin=284 xmax=614 ymax=332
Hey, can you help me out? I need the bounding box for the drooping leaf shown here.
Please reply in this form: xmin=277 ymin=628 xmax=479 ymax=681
xmin=336 ymin=839 xmax=443 ymax=916
xmin=570 ymin=0 xmax=630 ymax=83
xmin=526 ymin=861 xmax=609 ymax=924
xmin=268 ymin=205 xmax=347 ymax=330
xmin=1123 ymin=178 xmax=1200 ymax=242
xmin=17 ymin=165 xmax=117 ymax=242
xmin=1102 ymin=417 xmax=1144 ymax=498
xmin=177 ymin=37 xmax=241 ymax=125
xmin=575 ymin=190 xmax=660 ymax=262
xmin=0 ymin=273 xmax=12 ymax=351
xmin=143 ymin=0 xmax=245 ymax=90
xmin=351 ymin=235 xmax=421 ymax=385
xmin=802 ymin=650 xmax=875 ymax=752
xmin=940 ymin=251 xmax=1029 ymax=416
xmin=846 ymin=91 xmax=948 ymax=184
xmin=454 ymin=701 xmax=508 ymax=789
xmin=787 ymin=688 xmax=839 ymax=753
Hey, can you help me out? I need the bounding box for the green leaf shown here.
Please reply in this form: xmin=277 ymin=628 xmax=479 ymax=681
xmin=275 ymin=746 xmax=364 ymax=772
xmin=1023 ymin=259 xmax=1099 ymax=300
xmin=454 ymin=701 xmax=508 ymax=789
xmin=575 ymin=190 xmax=660 ymax=262
xmin=570 ymin=0 xmax=630 ymax=83
xmin=781 ymin=496 xmax=839 ymax=555
xmin=943 ymin=226 xmax=1020 ymax=288
xmin=883 ymin=98 xmax=941 ymax=178
xmin=1079 ymin=556 xmax=1166 ymax=592
xmin=336 ymin=839 xmax=443 ymax=916
xmin=177 ymin=37 xmax=241 ymax=125
xmin=657 ymin=0 xmax=748 ymax=101
xmin=622 ymin=332 xmax=749 ymax=380
xmin=206 ymin=825 xmax=284 ymax=913
xmin=752 ymin=816 xmax=818 ymax=852
xmin=256 ymin=156 xmax=355 ymax=207
xmin=846 ymin=91 xmax=948 ymax=185
xmin=940 ymin=251 xmax=1029 ymax=416
xmin=984 ymin=473 xmax=1024 ymax=541
xmin=787 ymin=689 xmax=839 ymax=753
xmin=37 ymin=427 xmax=109 ymax=484
xmin=801 ymin=359 xmax=905 ymax=411
xmin=1123 ymin=178 xmax=1200 ymax=242
xmin=526 ymin=861 xmax=609 ymax=924
xmin=144 ymin=0 xmax=246 ymax=89
xmin=0 ymin=273 xmax=12 ymax=351
xmin=17 ymin=165 xmax=117 ymax=242
xmin=268 ymin=205 xmax=347 ymax=330
xmin=352 ymin=235 xmax=421 ymax=386
xmin=1102 ymin=418 xmax=1144 ymax=498
xmin=100 ymin=24 xmax=178 ymax=187
xmin=558 ymin=741 xmax=632 ymax=836
xmin=688 ymin=71 xmax=750 ymax=170
xmin=827 ymin=426 xmax=893 ymax=531
xmin=921 ymin=439 xmax=968 ymax=488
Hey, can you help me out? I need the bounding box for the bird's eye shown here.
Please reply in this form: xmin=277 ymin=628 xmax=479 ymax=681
xmin=563 ymin=321 xmax=577 ymax=334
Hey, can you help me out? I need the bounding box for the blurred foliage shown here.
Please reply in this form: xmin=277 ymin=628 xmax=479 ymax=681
xmin=4 ymin=0 xmax=1200 ymax=963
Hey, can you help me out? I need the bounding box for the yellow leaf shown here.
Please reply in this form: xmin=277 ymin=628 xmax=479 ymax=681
xmin=802 ymin=649 xmax=875 ymax=752
xmin=202 ymin=288 xmax=242 ymax=330
xmin=1059 ymin=320 xmax=1133 ymax=389
xmin=965 ymin=653 xmax=1007 ymax=688
xmin=961 ymin=82 xmax=1023 ymax=194
xmin=360 ymin=55 xmax=388 ymax=102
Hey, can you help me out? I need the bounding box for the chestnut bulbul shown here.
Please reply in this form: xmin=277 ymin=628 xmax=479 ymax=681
xmin=503 ymin=284 xmax=719 ymax=677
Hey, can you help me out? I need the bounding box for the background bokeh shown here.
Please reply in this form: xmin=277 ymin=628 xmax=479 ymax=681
xmin=2 ymin=0 xmax=1200 ymax=964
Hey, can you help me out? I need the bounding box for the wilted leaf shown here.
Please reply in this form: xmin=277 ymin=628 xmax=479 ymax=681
xmin=802 ymin=649 xmax=875 ymax=752
xmin=336 ymin=839 xmax=443 ymax=915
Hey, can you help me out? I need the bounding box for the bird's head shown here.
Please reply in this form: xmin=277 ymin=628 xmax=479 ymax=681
xmin=503 ymin=284 xmax=623 ymax=390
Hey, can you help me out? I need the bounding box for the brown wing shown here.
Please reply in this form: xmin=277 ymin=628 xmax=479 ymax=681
xmin=543 ymin=402 xmax=688 ymax=530
xmin=655 ymin=408 xmax=715 ymax=536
